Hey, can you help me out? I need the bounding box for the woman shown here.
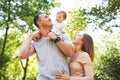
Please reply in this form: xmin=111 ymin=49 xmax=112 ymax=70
xmin=56 ymin=33 xmax=94 ymax=80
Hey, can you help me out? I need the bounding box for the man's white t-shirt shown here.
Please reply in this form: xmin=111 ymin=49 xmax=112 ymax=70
xmin=31 ymin=34 xmax=71 ymax=80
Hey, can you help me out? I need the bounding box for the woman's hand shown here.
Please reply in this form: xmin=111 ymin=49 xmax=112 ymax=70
xmin=56 ymin=71 xmax=70 ymax=80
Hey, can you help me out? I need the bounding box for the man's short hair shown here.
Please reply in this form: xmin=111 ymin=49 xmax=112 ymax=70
xmin=33 ymin=13 xmax=40 ymax=28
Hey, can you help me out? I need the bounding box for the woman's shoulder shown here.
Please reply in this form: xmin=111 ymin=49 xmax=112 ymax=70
xmin=77 ymin=52 xmax=91 ymax=64
xmin=80 ymin=52 xmax=89 ymax=57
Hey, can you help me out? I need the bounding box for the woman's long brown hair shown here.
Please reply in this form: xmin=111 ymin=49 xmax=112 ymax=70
xmin=81 ymin=33 xmax=94 ymax=61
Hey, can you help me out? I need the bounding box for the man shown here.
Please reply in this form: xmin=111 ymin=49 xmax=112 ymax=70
xmin=18 ymin=13 xmax=74 ymax=80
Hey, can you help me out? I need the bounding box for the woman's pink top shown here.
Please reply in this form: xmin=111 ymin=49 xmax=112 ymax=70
xmin=69 ymin=52 xmax=94 ymax=80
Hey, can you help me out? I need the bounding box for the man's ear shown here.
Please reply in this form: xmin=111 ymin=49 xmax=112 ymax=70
xmin=37 ymin=21 xmax=42 ymax=27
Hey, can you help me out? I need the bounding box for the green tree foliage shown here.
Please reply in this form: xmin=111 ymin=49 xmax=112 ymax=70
xmin=94 ymin=47 xmax=120 ymax=80
xmin=0 ymin=30 xmax=24 ymax=79
xmin=93 ymin=33 xmax=120 ymax=80
xmin=82 ymin=0 xmax=120 ymax=32
xmin=66 ymin=10 xmax=87 ymax=39
xmin=0 ymin=0 xmax=56 ymax=79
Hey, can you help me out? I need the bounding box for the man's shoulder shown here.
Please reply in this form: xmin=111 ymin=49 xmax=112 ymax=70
xmin=31 ymin=37 xmax=48 ymax=46
xmin=59 ymin=34 xmax=71 ymax=43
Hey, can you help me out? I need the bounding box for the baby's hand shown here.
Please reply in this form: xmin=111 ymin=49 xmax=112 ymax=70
xmin=32 ymin=31 xmax=41 ymax=42
xmin=47 ymin=32 xmax=57 ymax=40
xmin=47 ymin=37 xmax=51 ymax=40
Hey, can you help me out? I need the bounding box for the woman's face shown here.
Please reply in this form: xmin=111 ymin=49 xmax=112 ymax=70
xmin=72 ymin=33 xmax=83 ymax=44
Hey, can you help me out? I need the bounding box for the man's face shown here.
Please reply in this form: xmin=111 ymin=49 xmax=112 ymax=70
xmin=38 ymin=14 xmax=53 ymax=28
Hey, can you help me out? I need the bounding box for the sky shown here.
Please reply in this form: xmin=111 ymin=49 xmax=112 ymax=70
xmin=50 ymin=0 xmax=102 ymax=15
xmin=59 ymin=0 xmax=102 ymax=10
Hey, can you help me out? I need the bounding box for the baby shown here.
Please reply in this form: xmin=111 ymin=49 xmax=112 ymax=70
xmin=51 ymin=11 xmax=67 ymax=35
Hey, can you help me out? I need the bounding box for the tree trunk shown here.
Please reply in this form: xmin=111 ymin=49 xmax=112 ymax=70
xmin=22 ymin=58 xmax=29 ymax=80
xmin=0 ymin=25 xmax=9 ymax=67
xmin=0 ymin=0 xmax=11 ymax=67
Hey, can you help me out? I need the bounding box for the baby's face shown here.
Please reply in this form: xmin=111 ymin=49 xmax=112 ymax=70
xmin=56 ymin=13 xmax=65 ymax=23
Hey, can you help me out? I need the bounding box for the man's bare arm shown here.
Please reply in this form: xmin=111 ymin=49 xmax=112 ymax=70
xmin=18 ymin=33 xmax=40 ymax=59
xmin=48 ymin=32 xmax=75 ymax=57
xmin=56 ymin=41 xmax=74 ymax=57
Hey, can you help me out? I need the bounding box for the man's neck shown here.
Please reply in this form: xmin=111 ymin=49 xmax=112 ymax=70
xmin=40 ymin=29 xmax=50 ymax=37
